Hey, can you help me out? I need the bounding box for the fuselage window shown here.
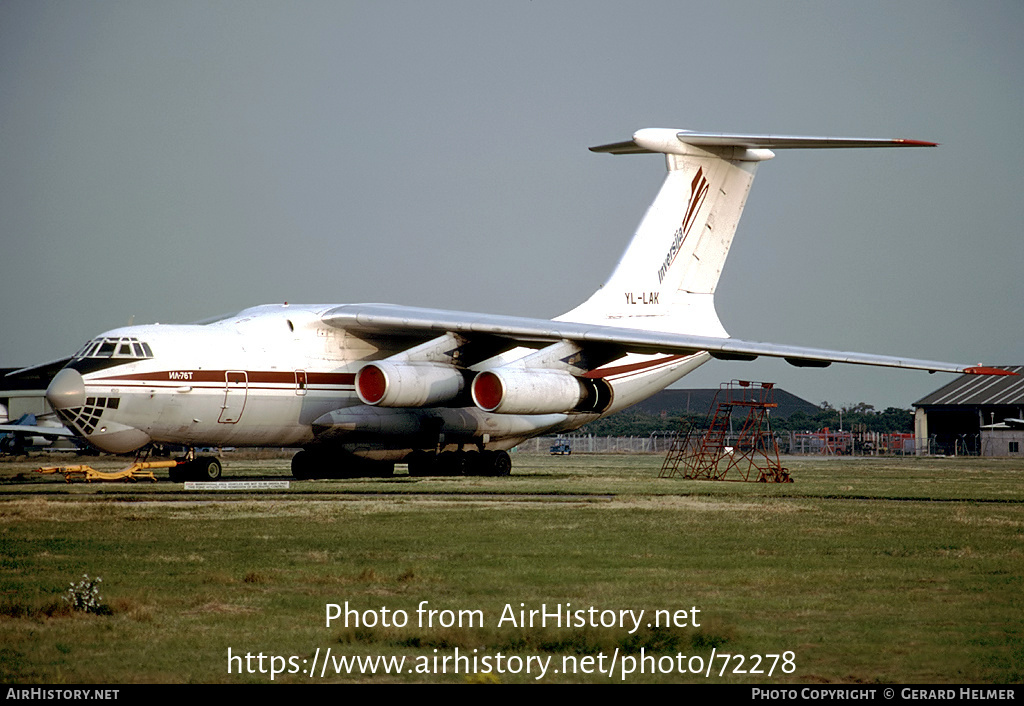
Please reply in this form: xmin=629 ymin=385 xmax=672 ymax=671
xmin=98 ymin=341 xmax=116 ymax=356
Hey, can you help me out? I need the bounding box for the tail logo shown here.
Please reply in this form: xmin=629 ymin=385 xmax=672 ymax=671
xmin=657 ymin=168 xmax=710 ymax=284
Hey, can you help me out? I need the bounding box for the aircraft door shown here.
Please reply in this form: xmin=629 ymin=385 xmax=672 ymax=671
xmin=218 ymin=371 xmax=248 ymax=424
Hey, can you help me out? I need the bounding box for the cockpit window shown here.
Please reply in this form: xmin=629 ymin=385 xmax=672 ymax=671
xmin=73 ymin=336 xmax=154 ymax=360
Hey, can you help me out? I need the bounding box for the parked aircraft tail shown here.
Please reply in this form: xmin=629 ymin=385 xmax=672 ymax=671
xmin=558 ymin=129 xmax=936 ymax=337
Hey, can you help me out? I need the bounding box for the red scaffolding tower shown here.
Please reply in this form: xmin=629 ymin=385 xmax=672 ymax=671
xmin=660 ymin=380 xmax=791 ymax=482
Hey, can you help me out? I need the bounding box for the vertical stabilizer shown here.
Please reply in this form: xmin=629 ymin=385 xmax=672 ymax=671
xmin=559 ymin=129 xmax=935 ymax=338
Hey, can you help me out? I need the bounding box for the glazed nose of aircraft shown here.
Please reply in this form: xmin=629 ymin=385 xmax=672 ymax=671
xmin=46 ymin=368 xmax=86 ymax=411
xmin=45 ymin=366 xmax=151 ymax=453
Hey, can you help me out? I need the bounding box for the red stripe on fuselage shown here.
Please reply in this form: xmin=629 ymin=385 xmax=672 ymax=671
xmin=91 ymin=370 xmax=356 ymax=385
xmin=583 ymin=355 xmax=688 ymax=379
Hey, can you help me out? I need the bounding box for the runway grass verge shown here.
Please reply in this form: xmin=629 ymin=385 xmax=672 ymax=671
xmin=1 ymin=453 xmax=1022 ymax=683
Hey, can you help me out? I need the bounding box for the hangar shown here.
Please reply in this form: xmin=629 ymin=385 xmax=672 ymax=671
xmin=623 ymin=387 xmax=820 ymax=420
xmin=913 ymin=366 xmax=1024 ymax=456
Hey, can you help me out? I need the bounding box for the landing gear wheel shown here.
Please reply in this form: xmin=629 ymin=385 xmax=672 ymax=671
xmin=195 ymin=456 xmax=222 ymax=481
xmin=291 ymin=449 xmax=320 ymax=480
xmin=406 ymin=450 xmax=434 ymax=477
xmin=436 ymin=451 xmax=467 ymax=476
xmin=369 ymin=461 xmax=395 ymax=478
xmin=483 ymin=450 xmax=512 ymax=477
xmin=462 ymin=452 xmax=484 ymax=476
xmin=294 ymin=450 xmax=394 ymax=479
xmin=171 ymin=456 xmax=223 ymax=481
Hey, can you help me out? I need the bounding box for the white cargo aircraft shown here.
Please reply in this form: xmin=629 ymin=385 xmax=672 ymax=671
xmin=38 ymin=129 xmax=1011 ymax=480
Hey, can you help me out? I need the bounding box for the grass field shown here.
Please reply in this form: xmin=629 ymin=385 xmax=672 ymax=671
xmin=1 ymin=452 xmax=1021 ymax=684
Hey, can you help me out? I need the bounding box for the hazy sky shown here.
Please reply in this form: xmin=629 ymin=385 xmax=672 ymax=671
xmin=2 ymin=1 xmax=1021 ymax=410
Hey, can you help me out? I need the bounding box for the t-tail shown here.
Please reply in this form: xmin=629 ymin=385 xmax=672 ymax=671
xmin=558 ymin=129 xmax=936 ymax=337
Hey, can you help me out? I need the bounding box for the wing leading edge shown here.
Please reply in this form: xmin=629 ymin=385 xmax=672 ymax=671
xmin=0 ymin=424 xmax=76 ymax=438
xmin=323 ymin=304 xmax=1011 ymax=377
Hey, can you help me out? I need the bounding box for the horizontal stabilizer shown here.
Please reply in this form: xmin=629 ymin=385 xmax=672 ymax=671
xmin=591 ymin=129 xmax=937 ymax=155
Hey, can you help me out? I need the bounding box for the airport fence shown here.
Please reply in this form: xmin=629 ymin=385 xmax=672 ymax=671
xmin=519 ymin=432 xmax=935 ymax=456
xmin=516 ymin=434 xmax=676 ymax=454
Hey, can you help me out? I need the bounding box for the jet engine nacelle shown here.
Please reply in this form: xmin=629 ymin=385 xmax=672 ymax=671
xmin=356 ymin=361 xmax=465 ymax=407
xmin=471 ymin=368 xmax=613 ymax=415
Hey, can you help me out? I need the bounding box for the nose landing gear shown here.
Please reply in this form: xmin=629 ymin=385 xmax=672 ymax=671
xmin=168 ymin=453 xmax=223 ymax=482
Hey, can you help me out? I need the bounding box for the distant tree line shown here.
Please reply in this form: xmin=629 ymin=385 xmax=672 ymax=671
xmin=577 ymin=402 xmax=913 ymax=437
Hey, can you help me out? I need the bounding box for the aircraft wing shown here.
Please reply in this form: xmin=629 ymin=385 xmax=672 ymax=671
xmin=323 ymin=304 xmax=1010 ymax=376
xmin=0 ymin=424 xmax=76 ymax=439
xmin=4 ymin=357 xmax=73 ymax=383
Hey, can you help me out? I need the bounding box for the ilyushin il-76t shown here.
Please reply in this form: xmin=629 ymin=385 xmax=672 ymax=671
xmin=32 ymin=128 xmax=1012 ymax=479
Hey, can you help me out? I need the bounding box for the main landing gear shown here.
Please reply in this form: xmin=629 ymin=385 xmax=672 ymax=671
xmin=291 ymin=449 xmax=395 ymax=480
xmin=405 ymin=450 xmax=512 ymax=477
xmin=290 ymin=449 xmax=513 ymax=479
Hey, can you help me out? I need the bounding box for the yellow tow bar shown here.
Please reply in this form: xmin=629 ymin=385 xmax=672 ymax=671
xmin=35 ymin=460 xmax=178 ymax=483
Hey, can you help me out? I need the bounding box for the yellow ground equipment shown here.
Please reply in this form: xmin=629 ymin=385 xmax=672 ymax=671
xmin=35 ymin=459 xmax=178 ymax=483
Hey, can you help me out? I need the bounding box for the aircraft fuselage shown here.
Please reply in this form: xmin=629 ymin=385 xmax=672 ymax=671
xmin=46 ymin=303 xmax=706 ymax=460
